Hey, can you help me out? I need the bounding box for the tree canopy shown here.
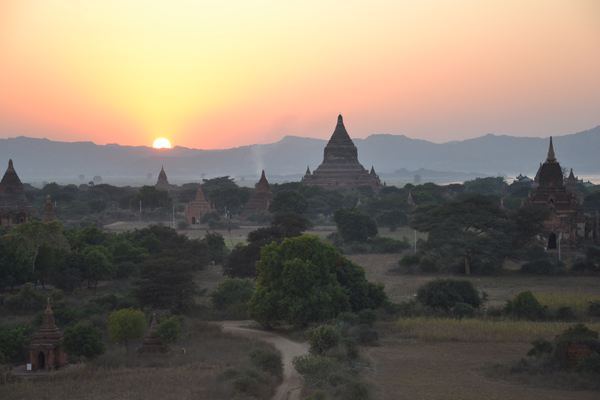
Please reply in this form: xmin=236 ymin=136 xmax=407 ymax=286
xmin=247 ymin=235 xmax=387 ymax=327
xmin=333 ymin=207 xmax=378 ymax=243
xmin=412 ymin=194 xmax=509 ymax=275
xmin=108 ymin=308 xmax=147 ymax=350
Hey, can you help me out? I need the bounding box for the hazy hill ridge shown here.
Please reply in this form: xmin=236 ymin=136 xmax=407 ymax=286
xmin=0 ymin=126 xmax=598 ymax=184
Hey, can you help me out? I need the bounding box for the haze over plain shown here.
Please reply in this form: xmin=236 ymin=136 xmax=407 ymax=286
xmin=0 ymin=0 xmax=599 ymax=149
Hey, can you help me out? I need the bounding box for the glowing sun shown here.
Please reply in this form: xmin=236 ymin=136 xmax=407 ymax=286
xmin=153 ymin=138 xmax=171 ymax=149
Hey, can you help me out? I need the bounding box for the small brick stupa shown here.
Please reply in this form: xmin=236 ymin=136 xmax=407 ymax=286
xmin=301 ymin=115 xmax=382 ymax=192
xmin=28 ymin=300 xmax=68 ymax=372
xmin=42 ymin=195 xmax=56 ymax=222
xmin=138 ymin=314 xmax=166 ymax=353
xmin=155 ymin=166 xmax=171 ymax=191
xmin=242 ymin=170 xmax=274 ymax=218
xmin=184 ymin=185 xmax=214 ymax=224
xmin=0 ymin=159 xmax=33 ymax=226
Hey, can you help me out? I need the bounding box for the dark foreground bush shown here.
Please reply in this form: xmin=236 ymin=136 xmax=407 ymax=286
xmin=504 ymin=291 xmax=546 ymax=320
xmin=416 ymin=279 xmax=481 ymax=311
xmin=249 ymin=348 xmax=283 ymax=378
xmin=307 ymin=325 xmax=342 ymax=355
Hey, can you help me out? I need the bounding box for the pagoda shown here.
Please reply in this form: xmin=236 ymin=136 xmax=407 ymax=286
xmin=138 ymin=314 xmax=166 ymax=353
xmin=42 ymin=195 xmax=56 ymax=222
xmin=526 ymin=137 xmax=587 ymax=250
xmin=28 ymin=300 xmax=68 ymax=372
xmin=155 ymin=166 xmax=171 ymax=190
xmin=242 ymin=170 xmax=274 ymax=218
xmin=184 ymin=185 xmax=214 ymax=224
xmin=0 ymin=159 xmax=33 ymax=226
xmin=301 ymin=115 xmax=382 ymax=192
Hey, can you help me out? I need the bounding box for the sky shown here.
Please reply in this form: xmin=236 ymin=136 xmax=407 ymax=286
xmin=0 ymin=0 xmax=599 ymax=150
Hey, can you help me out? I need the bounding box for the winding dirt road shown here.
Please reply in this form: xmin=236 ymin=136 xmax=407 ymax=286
xmin=220 ymin=321 xmax=308 ymax=400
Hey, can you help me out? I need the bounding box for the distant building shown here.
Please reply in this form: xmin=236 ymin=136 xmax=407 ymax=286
xmin=242 ymin=170 xmax=274 ymax=218
xmin=0 ymin=159 xmax=33 ymax=226
xmin=42 ymin=195 xmax=56 ymax=222
xmin=513 ymin=174 xmax=533 ymax=184
xmin=526 ymin=137 xmax=588 ymax=250
xmin=301 ymin=115 xmax=382 ymax=192
xmin=138 ymin=314 xmax=167 ymax=353
xmin=155 ymin=166 xmax=171 ymax=190
xmin=184 ymin=185 xmax=214 ymax=224
xmin=28 ymin=300 xmax=68 ymax=372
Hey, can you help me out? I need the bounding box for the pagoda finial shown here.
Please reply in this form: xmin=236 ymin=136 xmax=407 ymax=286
xmin=546 ymin=137 xmax=556 ymax=163
xmin=8 ymin=159 xmax=14 ymax=169
xmin=305 ymin=166 xmax=311 ymax=175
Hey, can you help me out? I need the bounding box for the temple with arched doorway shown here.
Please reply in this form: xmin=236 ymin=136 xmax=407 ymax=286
xmin=184 ymin=184 xmax=214 ymax=224
xmin=28 ymin=300 xmax=68 ymax=372
xmin=526 ymin=137 xmax=587 ymax=250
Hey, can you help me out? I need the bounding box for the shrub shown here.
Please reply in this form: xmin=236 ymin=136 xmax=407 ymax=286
xmin=3 ymin=283 xmax=46 ymax=315
xmin=452 ymin=302 xmax=475 ymax=319
xmin=177 ymin=220 xmax=190 ymax=230
xmin=398 ymin=253 xmax=420 ymax=267
xmin=588 ymin=300 xmax=600 ymax=317
xmin=551 ymin=323 xmax=600 ymax=370
xmin=352 ymin=324 xmax=379 ymax=346
xmin=555 ymin=305 xmax=576 ymax=321
xmin=0 ymin=324 xmax=33 ymax=363
xmin=155 ymin=316 xmax=182 ymax=346
xmin=210 ymin=278 xmax=254 ymax=311
xmin=249 ymin=348 xmax=283 ymax=378
xmin=230 ymin=368 xmax=271 ymax=398
xmin=341 ymin=337 xmax=359 ymax=360
xmin=62 ymin=322 xmax=106 ymax=361
xmin=345 ymin=380 xmax=371 ymax=400
xmin=307 ymin=325 xmax=342 ymax=355
xmin=367 ymin=236 xmax=410 ymax=253
xmin=335 ymin=312 xmax=359 ymax=327
xmin=358 ymin=309 xmax=377 ymax=327
xmin=419 ymin=256 xmax=437 ymax=273
xmin=521 ymin=259 xmax=556 ymax=275
xmin=527 ymin=337 xmax=553 ymax=358
xmin=416 ymin=279 xmax=481 ymax=311
xmin=505 ymin=291 xmax=546 ymax=320
xmin=576 ymin=354 xmax=600 ymax=374
xmin=292 ymin=354 xmax=338 ymax=387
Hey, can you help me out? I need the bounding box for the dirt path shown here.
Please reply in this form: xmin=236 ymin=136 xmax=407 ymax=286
xmin=220 ymin=321 xmax=308 ymax=400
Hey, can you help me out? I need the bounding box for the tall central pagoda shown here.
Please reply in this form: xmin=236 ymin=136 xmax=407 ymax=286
xmin=301 ymin=115 xmax=382 ymax=192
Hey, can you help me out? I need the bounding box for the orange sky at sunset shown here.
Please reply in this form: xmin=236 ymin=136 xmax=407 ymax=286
xmin=0 ymin=0 xmax=599 ymax=150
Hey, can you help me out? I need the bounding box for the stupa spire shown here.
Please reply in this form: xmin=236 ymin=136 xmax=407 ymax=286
xmin=546 ymin=137 xmax=556 ymax=163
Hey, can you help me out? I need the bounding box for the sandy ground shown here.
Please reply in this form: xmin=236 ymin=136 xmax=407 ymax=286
xmin=220 ymin=321 xmax=308 ymax=400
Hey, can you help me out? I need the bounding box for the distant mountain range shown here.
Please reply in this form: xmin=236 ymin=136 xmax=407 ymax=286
xmin=1 ymin=126 xmax=598 ymax=187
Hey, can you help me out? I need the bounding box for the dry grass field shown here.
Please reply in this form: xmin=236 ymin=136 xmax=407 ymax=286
xmin=0 ymin=321 xmax=282 ymax=400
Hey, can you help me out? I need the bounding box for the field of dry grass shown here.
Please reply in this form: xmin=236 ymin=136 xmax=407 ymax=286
xmin=0 ymin=320 xmax=281 ymax=400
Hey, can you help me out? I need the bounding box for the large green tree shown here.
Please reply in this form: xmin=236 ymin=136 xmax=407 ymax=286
xmin=133 ymin=257 xmax=196 ymax=311
xmin=2 ymin=220 xmax=67 ymax=272
xmin=412 ymin=194 xmax=510 ymax=275
xmin=247 ymin=235 xmax=387 ymax=327
xmin=62 ymin=322 xmax=106 ymax=361
xmin=130 ymin=185 xmax=172 ymax=210
xmin=333 ymin=207 xmax=378 ymax=243
xmin=269 ymin=191 xmax=309 ymax=215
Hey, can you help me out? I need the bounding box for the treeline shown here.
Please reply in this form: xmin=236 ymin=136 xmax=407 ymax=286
xmin=0 ymin=223 xmax=227 ymax=295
